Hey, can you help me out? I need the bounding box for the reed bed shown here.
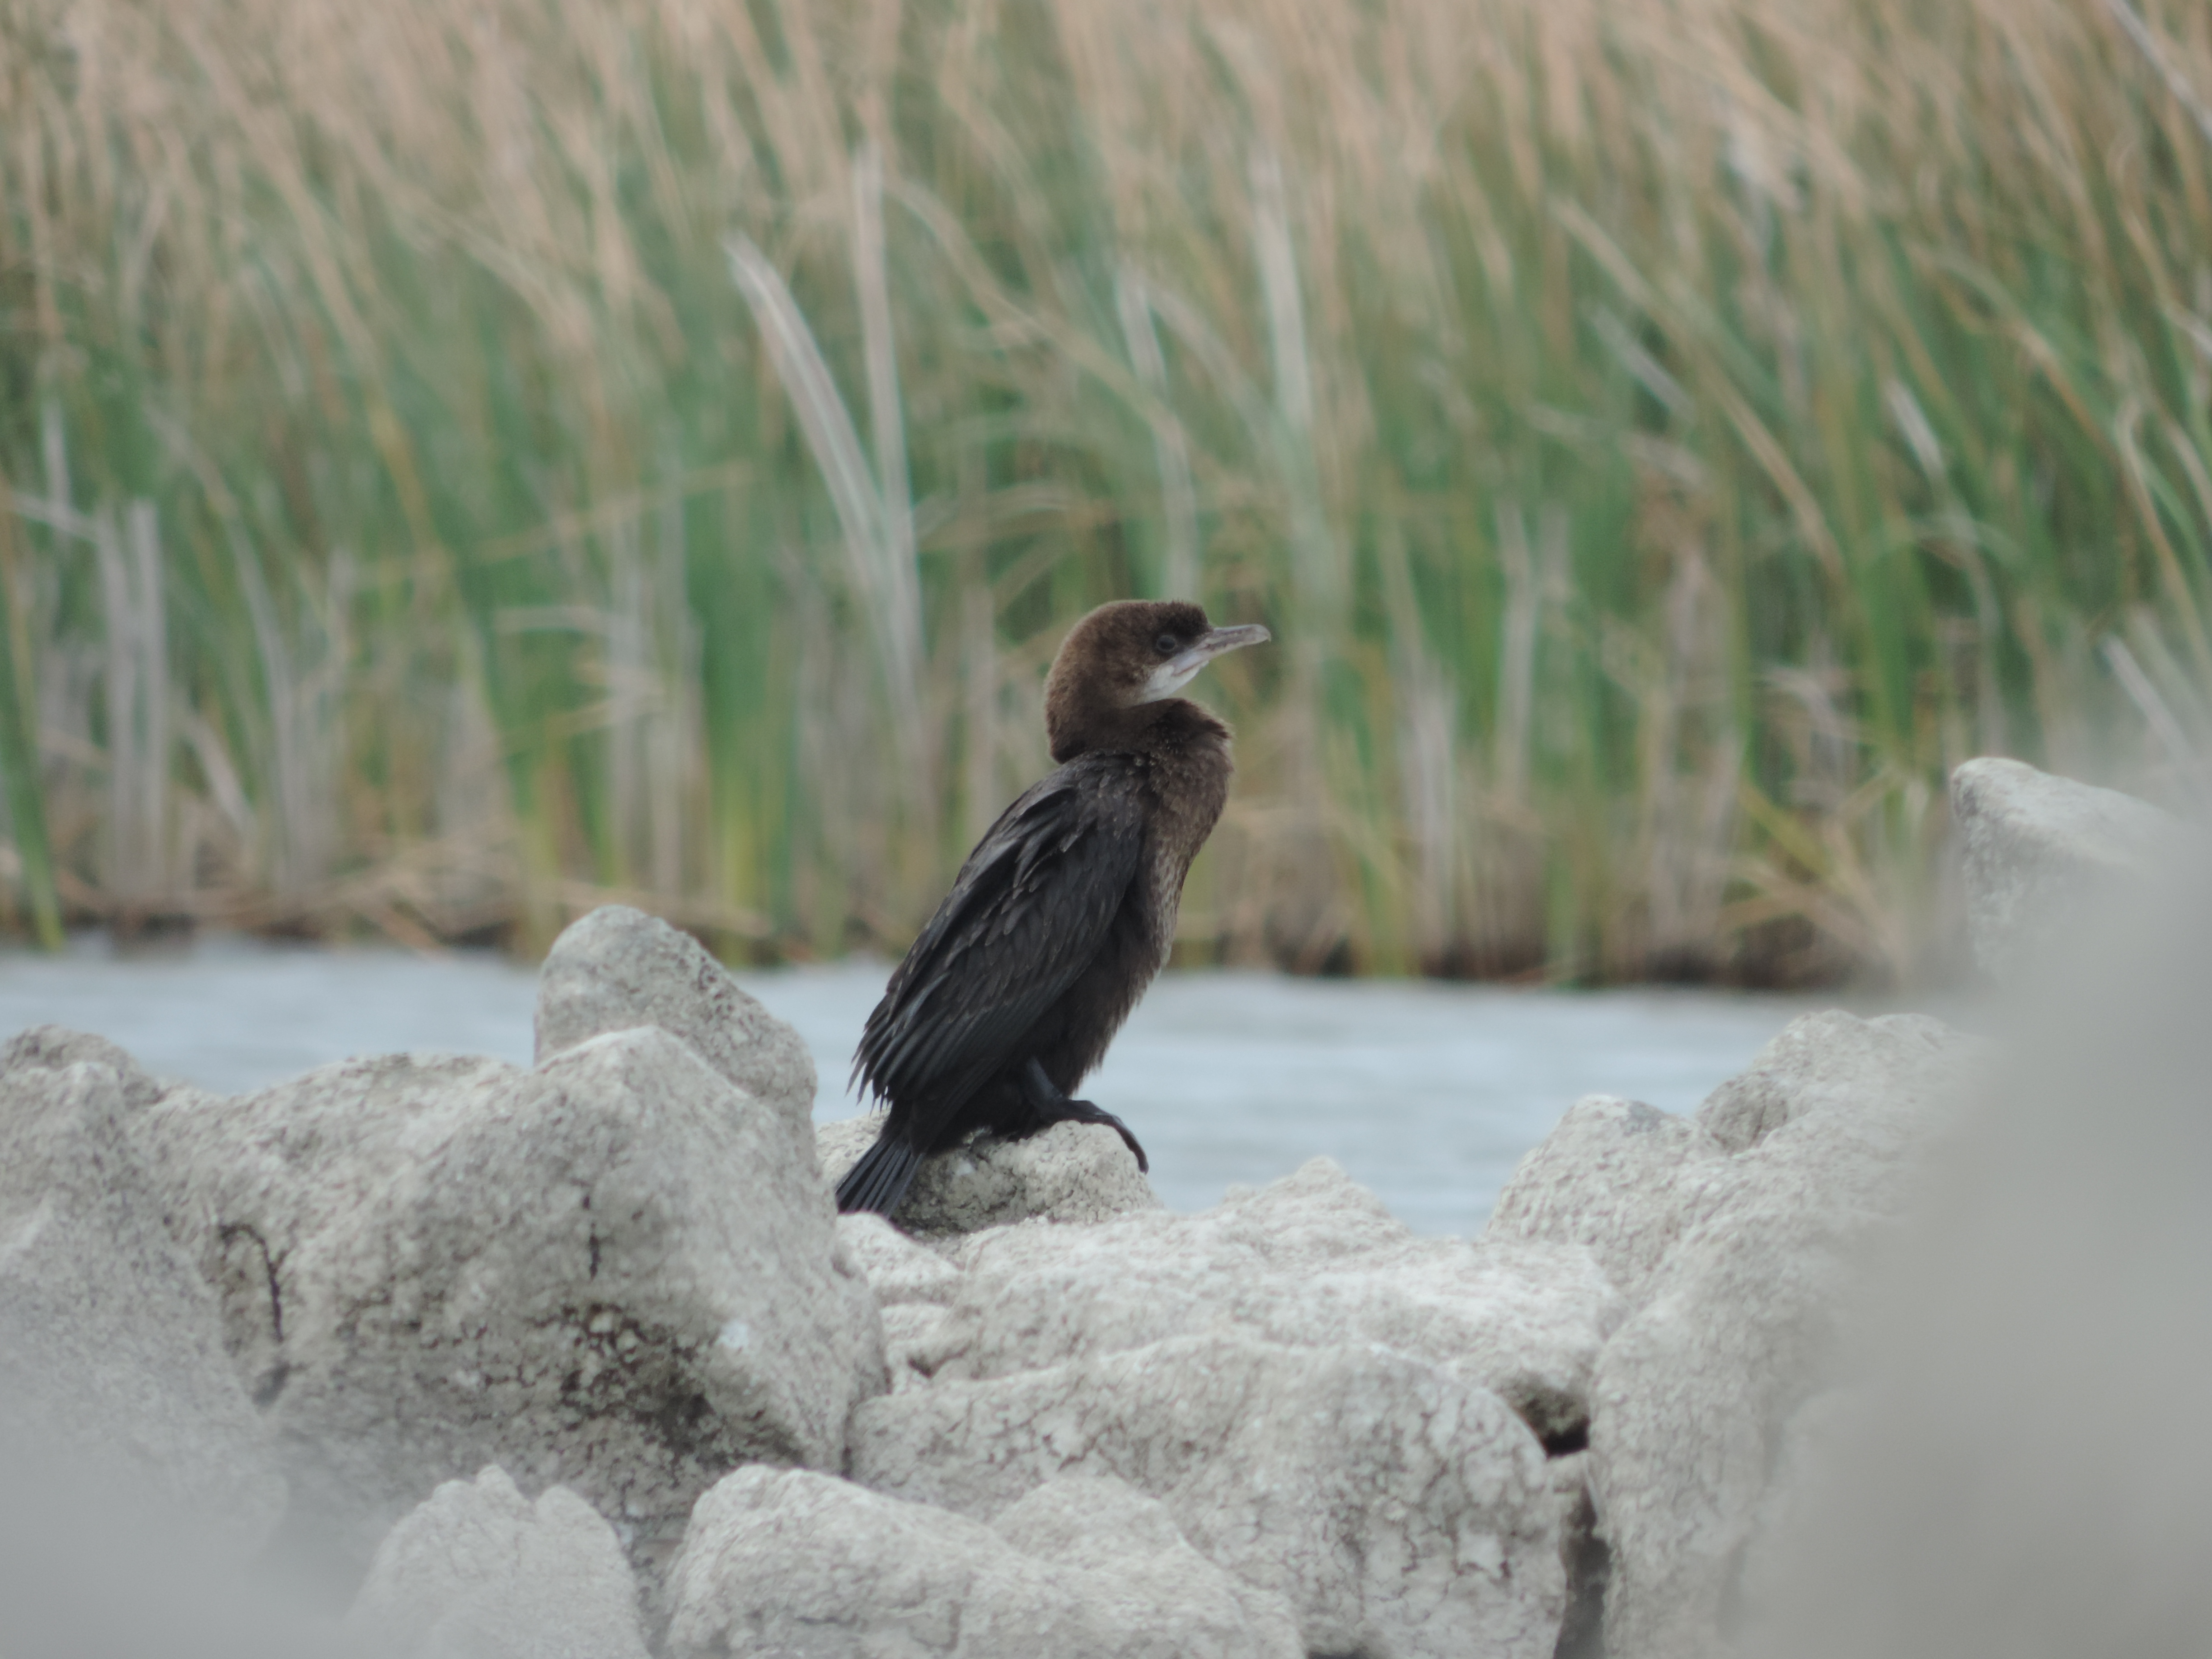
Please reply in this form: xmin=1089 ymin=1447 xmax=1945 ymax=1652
xmin=1 ymin=0 xmax=2207 ymax=982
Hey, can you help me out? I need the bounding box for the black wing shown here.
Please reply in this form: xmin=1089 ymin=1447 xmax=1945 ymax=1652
xmin=854 ymin=754 xmax=1145 ymax=1134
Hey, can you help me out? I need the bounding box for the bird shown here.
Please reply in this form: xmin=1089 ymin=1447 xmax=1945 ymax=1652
xmin=834 ymin=599 xmax=1271 ymax=1216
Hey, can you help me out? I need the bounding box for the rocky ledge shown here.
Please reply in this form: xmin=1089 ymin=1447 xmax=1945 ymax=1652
xmin=0 ymin=758 xmax=2196 ymax=1659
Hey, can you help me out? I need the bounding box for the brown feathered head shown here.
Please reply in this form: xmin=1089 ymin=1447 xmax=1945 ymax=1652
xmin=1043 ymin=600 xmax=1270 ymax=761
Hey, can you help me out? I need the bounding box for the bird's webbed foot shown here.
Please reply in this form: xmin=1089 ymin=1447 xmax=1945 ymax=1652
xmin=1018 ymin=1059 xmax=1150 ymax=1173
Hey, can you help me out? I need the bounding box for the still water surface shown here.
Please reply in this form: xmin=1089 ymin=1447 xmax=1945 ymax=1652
xmin=0 ymin=934 xmax=1861 ymax=1235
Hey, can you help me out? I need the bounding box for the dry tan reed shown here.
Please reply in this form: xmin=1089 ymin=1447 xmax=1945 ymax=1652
xmin=0 ymin=0 xmax=2207 ymax=979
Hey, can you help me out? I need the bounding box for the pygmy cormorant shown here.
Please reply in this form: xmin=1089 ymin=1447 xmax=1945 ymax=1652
xmin=835 ymin=599 xmax=1270 ymax=1216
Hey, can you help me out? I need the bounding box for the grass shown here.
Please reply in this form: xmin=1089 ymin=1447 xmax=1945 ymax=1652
xmin=0 ymin=0 xmax=2207 ymax=982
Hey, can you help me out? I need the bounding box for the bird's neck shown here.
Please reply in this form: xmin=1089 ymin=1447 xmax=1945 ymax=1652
xmin=1048 ymin=697 xmax=1229 ymax=765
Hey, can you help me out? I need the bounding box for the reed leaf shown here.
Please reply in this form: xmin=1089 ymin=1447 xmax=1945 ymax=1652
xmin=0 ymin=0 xmax=2204 ymax=981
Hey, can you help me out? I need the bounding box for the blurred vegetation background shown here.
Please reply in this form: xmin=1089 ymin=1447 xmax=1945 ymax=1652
xmin=0 ymin=0 xmax=2208 ymax=982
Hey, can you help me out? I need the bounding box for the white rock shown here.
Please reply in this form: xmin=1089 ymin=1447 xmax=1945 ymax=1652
xmin=834 ymin=1211 xmax=962 ymax=1305
xmin=0 ymin=1454 xmax=342 ymax=1659
xmin=1488 ymin=1017 xmax=1966 ymax=1335
xmin=1485 ymin=1095 xmax=1727 ymax=1308
xmin=992 ymin=1476 xmax=1303 ymax=1653
xmin=0 ymin=1023 xmax=185 ymax=1112
xmin=1731 ymin=868 xmax=2212 ymax=1659
xmin=836 ymin=1211 xmax=963 ymax=1390
xmin=135 ymin=1026 xmax=884 ymax=1565
xmin=1726 ymin=1387 xmax=1868 ymax=1636
xmin=913 ymin=1158 xmax=1621 ymax=1448
xmin=1950 ymin=756 xmax=2200 ymax=982
xmin=1586 ymin=1011 xmax=1976 ymax=1659
xmin=1546 ymin=1450 xmax=1607 ymax=1659
xmin=1694 ymin=1010 xmax=1960 ymax=1154
xmin=351 ymin=1466 xmax=649 ymax=1659
xmin=666 ymin=1467 xmax=1300 ymax=1659
xmin=0 ymin=1053 xmax=285 ymax=1556
xmin=534 ymin=904 xmax=819 ymax=1172
xmin=817 ymin=1111 xmax=1162 ymax=1237
xmin=850 ymin=1331 xmax=1564 ymax=1659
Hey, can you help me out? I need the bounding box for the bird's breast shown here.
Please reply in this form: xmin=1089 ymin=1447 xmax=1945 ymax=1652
xmin=1132 ymin=751 xmax=1231 ymax=970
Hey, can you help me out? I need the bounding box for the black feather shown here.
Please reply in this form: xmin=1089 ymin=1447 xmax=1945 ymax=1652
xmin=853 ymin=754 xmax=1144 ymax=1134
xmin=834 ymin=1135 xmax=925 ymax=1216
xmin=834 ymin=598 xmax=1257 ymax=1220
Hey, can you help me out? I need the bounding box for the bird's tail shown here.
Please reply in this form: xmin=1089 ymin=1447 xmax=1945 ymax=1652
xmin=835 ymin=1131 xmax=925 ymax=1217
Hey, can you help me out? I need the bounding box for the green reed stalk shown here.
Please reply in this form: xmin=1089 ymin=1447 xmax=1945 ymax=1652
xmin=0 ymin=0 xmax=2205 ymax=980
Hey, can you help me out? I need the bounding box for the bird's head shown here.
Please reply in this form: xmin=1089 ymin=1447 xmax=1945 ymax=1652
xmin=1044 ymin=599 xmax=1271 ymax=761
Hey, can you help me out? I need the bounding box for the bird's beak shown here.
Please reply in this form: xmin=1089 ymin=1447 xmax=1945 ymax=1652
xmin=1182 ymin=623 xmax=1271 ymax=668
xmin=1139 ymin=623 xmax=1272 ymax=703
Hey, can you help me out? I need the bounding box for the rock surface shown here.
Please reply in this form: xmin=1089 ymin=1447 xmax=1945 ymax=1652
xmin=1950 ymin=756 xmax=2198 ymax=981
xmin=1725 ymin=1387 xmax=1866 ymax=1637
xmin=835 ymin=1211 xmax=962 ymax=1305
xmin=1694 ymin=1011 xmax=1957 ymax=1154
xmin=0 ymin=1022 xmax=183 ymax=1111
xmin=134 ymin=1025 xmax=884 ymax=1566
xmin=910 ymin=1157 xmax=1620 ymax=1447
xmin=835 ymin=1212 xmax=963 ymax=1390
xmin=1734 ymin=867 xmax=2212 ymax=1659
xmin=350 ymin=1466 xmax=650 ymax=1659
xmin=1485 ymin=1094 xmax=1727 ymax=1310
xmin=0 ymin=888 xmax=2045 ymax=1659
xmin=534 ymin=904 xmax=819 ymax=1173
xmin=667 ymin=1467 xmax=1301 ymax=1659
xmin=0 ymin=1048 xmax=285 ymax=1555
xmin=817 ymin=1111 xmax=1162 ymax=1237
xmin=850 ymin=1330 xmax=1563 ymax=1659
xmin=1582 ymin=1009 xmax=1974 ymax=1659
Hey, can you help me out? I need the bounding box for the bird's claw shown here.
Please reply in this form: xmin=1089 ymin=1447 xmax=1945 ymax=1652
xmin=1069 ymin=1097 xmax=1149 ymax=1173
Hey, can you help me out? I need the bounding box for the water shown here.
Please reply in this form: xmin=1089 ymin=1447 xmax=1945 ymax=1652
xmin=0 ymin=933 xmax=1854 ymax=1235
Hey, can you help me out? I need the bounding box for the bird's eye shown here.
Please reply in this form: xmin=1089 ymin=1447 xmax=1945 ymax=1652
xmin=1153 ymin=633 xmax=1179 ymax=656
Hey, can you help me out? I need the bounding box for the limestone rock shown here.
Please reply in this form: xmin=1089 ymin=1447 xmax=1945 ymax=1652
xmin=0 ymin=1451 xmax=344 ymax=1659
xmin=0 ymin=1056 xmax=285 ymax=1556
xmin=1586 ymin=1010 xmax=1976 ymax=1659
xmin=1726 ymin=1388 xmax=1867 ymax=1636
xmin=835 ymin=1211 xmax=961 ymax=1305
xmin=817 ymin=1111 xmax=1161 ymax=1238
xmin=534 ymin=904 xmax=818 ymax=1171
xmin=350 ymin=1466 xmax=649 ymax=1659
xmin=1546 ymin=1451 xmax=1607 ymax=1659
xmin=1695 ymin=1010 xmax=1959 ymax=1154
xmin=0 ymin=1022 xmax=184 ymax=1112
xmin=836 ymin=1212 xmax=962 ymax=1389
xmin=850 ymin=1331 xmax=1563 ymax=1659
xmin=912 ymin=1158 xmax=1620 ymax=1448
xmin=1950 ymin=756 xmax=2199 ymax=982
xmin=991 ymin=1477 xmax=1303 ymax=1653
xmin=1485 ymin=1095 xmax=1726 ymax=1309
xmin=135 ymin=1027 xmax=885 ymax=1566
xmin=667 ymin=1467 xmax=1300 ymax=1659
xmin=1732 ymin=869 xmax=2212 ymax=1659
xmin=1487 ymin=1016 xmax=1965 ymax=1333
